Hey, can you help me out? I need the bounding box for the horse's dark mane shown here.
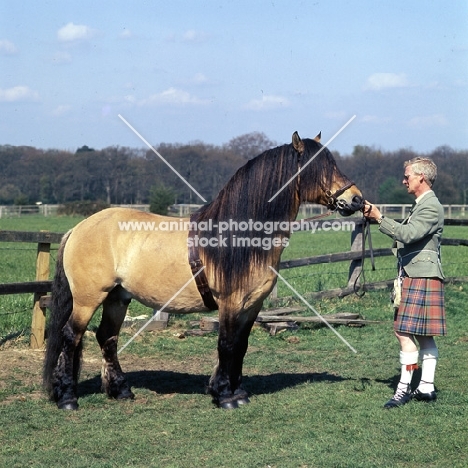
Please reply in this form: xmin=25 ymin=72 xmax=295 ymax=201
xmin=198 ymin=143 xmax=298 ymax=224
xmin=196 ymin=138 xmax=341 ymax=296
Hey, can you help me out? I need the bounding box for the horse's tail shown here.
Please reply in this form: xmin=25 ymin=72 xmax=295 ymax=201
xmin=43 ymin=230 xmax=80 ymax=399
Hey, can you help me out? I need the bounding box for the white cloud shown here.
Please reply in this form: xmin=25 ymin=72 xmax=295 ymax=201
xmin=57 ymin=22 xmax=96 ymax=42
xmin=124 ymin=94 xmax=137 ymax=104
xmin=0 ymin=86 xmax=39 ymax=102
xmin=182 ymin=29 xmax=210 ymax=43
xmin=119 ymin=29 xmax=133 ymax=39
xmin=244 ymin=94 xmax=290 ymax=111
xmin=191 ymin=73 xmax=209 ymax=85
xmin=407 ymin=114 xmax=448 ymax=129
xmin=0 ymin=39 xmax=18 ymax=55
xmin=140 ymin=87 xmax=209 ymax=106
xmin=425 ymin=81 xmax=443 ymax=90
xmin=364 ymin=73 xmax=409 ymax=91
xmin=52 ymin=105 xmax=71 ymax=116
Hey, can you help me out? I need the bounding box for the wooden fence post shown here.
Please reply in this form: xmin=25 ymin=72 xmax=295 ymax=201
xmin=270 ymin=283 xmax=278 ymax=300
xmin=151 ymin=309 xmax=170 ymax=329
xmin=347 ymin=220 xmax=364 ymax=289
xmin=30 ymin=242 xmax=51 ymax=349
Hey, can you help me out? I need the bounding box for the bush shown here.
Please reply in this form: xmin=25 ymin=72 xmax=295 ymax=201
xmin=57 ymin=200 xmax=110 ymax=217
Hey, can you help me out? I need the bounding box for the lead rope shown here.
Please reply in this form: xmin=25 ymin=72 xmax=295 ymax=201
xmin=353 ymin=216 xmax=375 ymax=297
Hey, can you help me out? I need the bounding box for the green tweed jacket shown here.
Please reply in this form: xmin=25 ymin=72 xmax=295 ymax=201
xmin=379 ymin=191 xmax=444 ymax=279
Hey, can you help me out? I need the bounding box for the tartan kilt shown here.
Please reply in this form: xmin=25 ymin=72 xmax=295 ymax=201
xmin=394 ymin=277 xmax=446 ymax=336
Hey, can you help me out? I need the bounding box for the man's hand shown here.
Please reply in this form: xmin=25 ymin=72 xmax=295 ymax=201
xmin=363 ymin=200 xmax=383 ymax=222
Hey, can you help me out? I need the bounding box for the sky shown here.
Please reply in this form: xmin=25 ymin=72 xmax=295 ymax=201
xmin=0 ymin=0 xmax=467 ymax=155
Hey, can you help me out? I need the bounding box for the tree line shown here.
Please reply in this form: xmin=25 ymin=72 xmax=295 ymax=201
xmin=0 ymin=132 xmax=467 ymax=207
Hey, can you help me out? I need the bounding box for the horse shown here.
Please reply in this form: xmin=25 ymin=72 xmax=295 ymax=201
xmin=43 ymin=131 xmax=364 ymax=410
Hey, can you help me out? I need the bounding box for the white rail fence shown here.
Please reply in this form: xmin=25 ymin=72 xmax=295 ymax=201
xmin=0 ymin=203 xmax=467 ymax=219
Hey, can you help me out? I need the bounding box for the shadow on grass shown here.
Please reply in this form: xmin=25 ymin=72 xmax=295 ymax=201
xmin=78 ymin=370 xmax=351 ymax=398
xmin=376 ymin=368 xmax=426 ymax=392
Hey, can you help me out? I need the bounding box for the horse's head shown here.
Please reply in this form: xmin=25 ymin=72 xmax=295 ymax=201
xmin=293 ymin=132 xmax=364 ymax=217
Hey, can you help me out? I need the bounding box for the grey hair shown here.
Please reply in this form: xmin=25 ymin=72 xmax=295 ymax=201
xmin=404 ymin=157 xmax=437 ymax=187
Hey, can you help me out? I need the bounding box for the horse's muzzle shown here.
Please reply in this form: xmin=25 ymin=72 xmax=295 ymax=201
xmin=337 ymin=195 xmax=365 ymax=217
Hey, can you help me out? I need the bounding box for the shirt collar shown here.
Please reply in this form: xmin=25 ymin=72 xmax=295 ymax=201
xmin=415 ymin=189 xmax=433 ymax=204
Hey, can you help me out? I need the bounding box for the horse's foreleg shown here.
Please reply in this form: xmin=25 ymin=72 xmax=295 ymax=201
xmin=96 ymin=286 xmax=134 ymax=400
xmin=209 ymin=305 xmax=260 ymax=409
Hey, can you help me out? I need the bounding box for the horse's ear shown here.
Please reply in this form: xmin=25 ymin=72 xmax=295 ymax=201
xmin=292 ymin=131 xmax=304 ymax=154
xmin=314 ymin=131 xmax=322 ymax=142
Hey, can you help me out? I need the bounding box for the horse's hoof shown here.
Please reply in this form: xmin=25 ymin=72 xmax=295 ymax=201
xmin=116 ymin=389 xmax=135 ymax=400
xmin=236 ymin=397 xmax=250 ymax=405
xmin=233 ymin=388 xmax=250 ymax=405
xmin=220 ymin=400 xmax=239 ymax=410
xmin=58 ymin=401 xmax=79 ymax=410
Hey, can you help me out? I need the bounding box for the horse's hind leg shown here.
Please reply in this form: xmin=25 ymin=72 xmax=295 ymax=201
xmin=52 ymin=320 xmax=86 ymax=410
xmin=96 ymin=286 xmax=134 ymax=400
xmin=52 ymin=304 xmax=99 ymax=410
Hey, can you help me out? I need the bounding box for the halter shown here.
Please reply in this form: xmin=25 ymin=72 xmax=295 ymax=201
xmin=295 ymin=146 xmax=359 ymax=216
xmin=324 ymin=180 xmax=357 ymax=211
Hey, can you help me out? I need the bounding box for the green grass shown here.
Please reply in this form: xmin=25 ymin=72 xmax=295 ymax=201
xmin=1 ymin=284 xmax=468 ymax=467
xmin=1 ymin=214 xmax=468 ymax=467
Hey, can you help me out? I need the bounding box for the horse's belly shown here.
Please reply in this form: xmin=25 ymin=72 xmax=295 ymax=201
xmin=117 ymin=236 xmax=209 ymax=313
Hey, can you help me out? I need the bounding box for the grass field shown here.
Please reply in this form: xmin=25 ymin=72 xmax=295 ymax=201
xmin=1 ymin=214 xmax=468 ymax=467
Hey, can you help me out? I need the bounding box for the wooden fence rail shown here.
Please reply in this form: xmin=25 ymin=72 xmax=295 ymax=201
xmin=1 ymin=217 xmax=467 ymax=348
xmin=0 ymin=281 xmax=52 ymax=295
xmin=0 ymin=230 xmax=64 ymax=244
xmin=279 ymin=240 xmax=468 ymax=273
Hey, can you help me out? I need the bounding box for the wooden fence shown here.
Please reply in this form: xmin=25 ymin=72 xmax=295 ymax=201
xmin=1 ymin=218 xmax=467 ymax=348
xmin=0 ymin=230 xmax=62 ymax=348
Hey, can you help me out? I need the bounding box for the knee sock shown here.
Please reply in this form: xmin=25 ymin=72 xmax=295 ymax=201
xmin=396 ymin=350 xmax=419 ymax=394
xmin=418 ymin=347 xmax=438 ymax=393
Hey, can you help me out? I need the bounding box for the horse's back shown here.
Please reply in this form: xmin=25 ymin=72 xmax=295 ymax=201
xmin=63 ymin=207 xmax=204 ymax=312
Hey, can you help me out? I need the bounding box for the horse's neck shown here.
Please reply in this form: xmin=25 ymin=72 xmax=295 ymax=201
xmin=284 ymin=193 xmax=301 ymax=224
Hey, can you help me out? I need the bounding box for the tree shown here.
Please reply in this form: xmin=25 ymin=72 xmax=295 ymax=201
xmin=340 ymin=145 xmax=386 ymax=202
xmin=0 ymin=184 xmax=22 ymax=204
xmin=14 ymin=194 xmax=29 ymax=205
xmin=0 ymin=136 xmax=466 ymax=207
xmin=149 ymin=184 xmax=175 ymax=215
xmin=76 ymin=145 xmax=95 ymax=153
xmin=378 ymin=177 xmax=413 ymax=204
xmin=39 ymin=175 xmax=55 ymax=204
xmin=225 ymin=132 xmax=277 ymax=160
xmin=431 ymin=172 xmax=459 ymax=204
xmin=430 ymin=147 xmax=468 ymax=204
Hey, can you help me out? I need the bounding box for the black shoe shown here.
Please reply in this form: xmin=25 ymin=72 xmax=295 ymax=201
xmin=412 ymin=388 xmax=437 ymax=402
xmin=384 ymin=388 xmax=412 ymax=409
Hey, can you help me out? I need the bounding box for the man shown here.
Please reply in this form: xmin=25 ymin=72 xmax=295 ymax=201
xmin=364 ymin=157 xmax=446 ymax=409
